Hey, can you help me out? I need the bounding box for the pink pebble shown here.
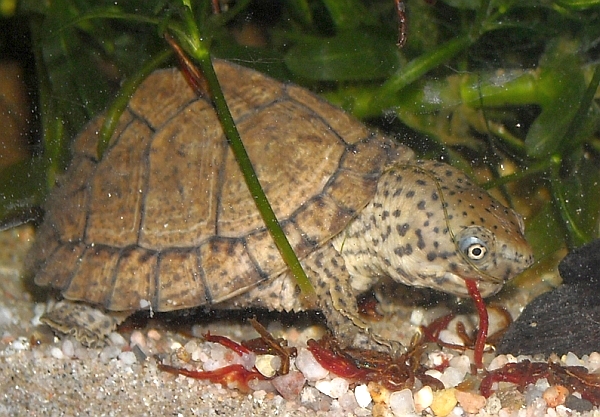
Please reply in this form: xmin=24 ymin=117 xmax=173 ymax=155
xmin=271 ymin=371 xmax=306 ymax=401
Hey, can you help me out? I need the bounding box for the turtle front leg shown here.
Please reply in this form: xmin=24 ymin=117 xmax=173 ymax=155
xmin=40 ymin=300 xmax=129 ymax=347
xmin=304 ymin=244 xmax=404 ymax=353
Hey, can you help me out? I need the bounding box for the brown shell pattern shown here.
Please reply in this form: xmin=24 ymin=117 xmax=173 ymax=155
xmin=30 ymin=60 xmax=409 ymax=313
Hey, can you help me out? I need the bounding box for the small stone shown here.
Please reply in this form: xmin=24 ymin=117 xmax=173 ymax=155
xmin=430 ymin=388 xmax=457 ymax=417
xmin=147 ymin=329 xmax=161 ymax=340
xmin=542 ymin=385 xmax=569 ymax=408
xmin=118 ymin=350 xmax=137 ymax=365
xmin=10 ymin=337 xmax=28 ymax=351
xmin=438 ymin=329 xmax=464 ymax=346
xmin=239 ymin=351 xmax=257 ymax=371
xmin=389 ymin=389 xmax=416 ymax=417
xmin=372 ymin=403 xmax=391 ymax=417
xmin=587 ymin=352 xmax=600 ymax=372
xmin=61 ymin=339 xmax=74 ymax=358
xmin=184 ymin=340 xmax=199 ymax=355
xmin=564 ymin=352 xmax=581 ymax=367
xmin=439 ymin=366 xmax=466 ymax=388
xmin=99 ymin=345 xmax=121 ymax=363
xmin=425 ymin=369 xmax=443 ymax=381
xmin=338 ymin=390 xmax=360 ymax=411
xmin=271 ymin=371 xmax=306 ymax=401
xmin=485 ymin=395 xmax=502 ymax=414
xmin=367 ymin=381 xmax=391 ymax=404
xmin=329 ymin=377 xmax=349 ymax=399
xmin=108 ymin=331 xmax=127 ymax=347
xmin=527 ymin=397 xmax=547 ymax=417
xmin=455 ymin=390 xmax=486 ymax=413
xmin=300 ymin=386 xmax=331 ymax=412
xmin=50 ymin=347 xmax=64 ymax=359
xmin=448 ymin=355 xmax=470 ymax=375
xmin=247 ymin=378 xmax=275 ymax=393
xmin=131 ymin=344 xmax=147 ymax=362
xmin=414 ymin=386 xmax=433 ymax=412
xmin=488 ymin=354 xmax=509 ymax=371
xmin=315 ymin=380 xmax=332 ymax=397
xmin=295 ymin=348 xmax=329 ymax=381
xmin=354 ymin=384 xmax=372 ymax=408
xmin=129 ymin=330 xmax=146 ymax=348
xmin=410 ymin=309 xmax=425 ymax=326
xmin=253 ymin=390 xmax=267 ymax=402
xmin=564 ymin=394 xmax=594 ymax=412
xmin=255 ymin=354 xmax=279 ymax=378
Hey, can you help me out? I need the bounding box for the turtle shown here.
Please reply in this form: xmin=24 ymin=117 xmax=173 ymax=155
xmin=28 ymin=59 xmax=534 ymax=348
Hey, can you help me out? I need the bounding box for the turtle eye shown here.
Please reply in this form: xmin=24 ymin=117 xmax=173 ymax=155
xmin=459 ymin=236 xmax=488 ymax=261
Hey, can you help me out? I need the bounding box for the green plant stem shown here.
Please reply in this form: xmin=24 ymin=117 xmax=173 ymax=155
xmin=558 ymin=64 xmax=600 ymax=155
xmin=481 ymin=159 xmax=550 ymax=190
xmin=29 ymin=16 xmax=66 ymax=189
xmin=342 ymin=34 xmax=474 ymax=118
xmin=549 ymin=155 xmax=590 ymax=248
xmin=171 ymin=3 xmax=317 ymax=303
xmin=460 ymin=71 xmax=539 ymax=108
xmin=97 ymin=49 xmax=173 ymax=158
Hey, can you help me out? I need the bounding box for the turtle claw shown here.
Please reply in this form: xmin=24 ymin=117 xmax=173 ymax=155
xmin=40 ymin=301 xmax=128 ymax=347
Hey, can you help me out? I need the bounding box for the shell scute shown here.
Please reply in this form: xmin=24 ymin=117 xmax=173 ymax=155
xmin=155 ymin=249 xmax=207 ymax=311
xmin=34 ymin=243 xmax=84 ymax=288
xmin=63 ymin=245 xmax=120 ymax=305
xmin=286 ymin=84 xmax=370 ymax=146
xmin=140 ymin=100 xmax=225 ymax=249
xmin=128 ymin=68 xmax=197 ymax=130
xmin=199 ymin=238 xmax=265 ymax=304
xmin=107 ymin=247 xmax=157 ymax=311
xmin=87 ymin=119 xmax=152 ymax=247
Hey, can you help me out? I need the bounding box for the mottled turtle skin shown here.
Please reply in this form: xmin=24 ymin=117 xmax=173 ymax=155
xmin=29 ymin=60 xmax=534 ymax=347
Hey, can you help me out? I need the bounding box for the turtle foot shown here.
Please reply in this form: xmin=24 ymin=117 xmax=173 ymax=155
xmin=40 ymin=301 xmax=128 ymax=347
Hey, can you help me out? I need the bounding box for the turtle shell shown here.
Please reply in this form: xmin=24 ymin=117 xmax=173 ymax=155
xmin=31 ymin=60 xmax=411 ymax=313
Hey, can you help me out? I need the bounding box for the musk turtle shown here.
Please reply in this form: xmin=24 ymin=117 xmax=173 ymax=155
xmin=29 ymin=60 xmax=534 ymax=347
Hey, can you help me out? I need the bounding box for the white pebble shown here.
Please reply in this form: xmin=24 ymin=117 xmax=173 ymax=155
xmin=448 ymin=355 xmax=471 ymax=375
xmin=389 ymin=388 xmax=416 ymax=417
xmin=564 ymin=352 xmax=581 ymax=367
xmin=527 ymin=397 xmax=547 ymax=417
xmin=488 ymin=354 xmax=509 ymax=371
xmin=184 ymin=340 xmax=199 ymax=354
xmin=61 ymin=340 xmax=75 ymax=358
xmin=109 ymin=332 xmax=127 ymax=347
xmin=440 ymin=366 xmax=467 ymax=388
xmin=50 ymin=347 xmax=64 ymax=359
xmin=329 ymin=377 xmax=349 ymax=399
xmin=0 ymin=306 xmax=14 ymax=326
xmin=354 ymin=384 xmax=372 ymax=408
xmin=414 ymin=386 xmax=434 ymax=412
xmin=588 ymin=352 xmax=600 ymax=372
xmin=240 ymin=352 xmax=257 ymax=371
xmin=99 ymin=345 xmax=121 ymax=363
xmin=295 ymin=348 xmax=329 ymax=381
xmin=129 ymin=330 xmax=146 ymax=348
xmin=147 ymin=329 xmax=161 ymax=340
xmin=410 ymin=309 xmax=425 ymax=326
xmin=11 ymin=338 xmax=28 ymax=351
xmin=439 ymin=329 xmax=465 ymax=346
xmin=425 ymin=369 xmax=443 ymax=381
xmin=118 ymin=351 xmax=137 ymax=365
xmin=315 ymin=380 xmax=333 ymax=397
xmin=253 ymin=390 xmax=267 ymax=402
